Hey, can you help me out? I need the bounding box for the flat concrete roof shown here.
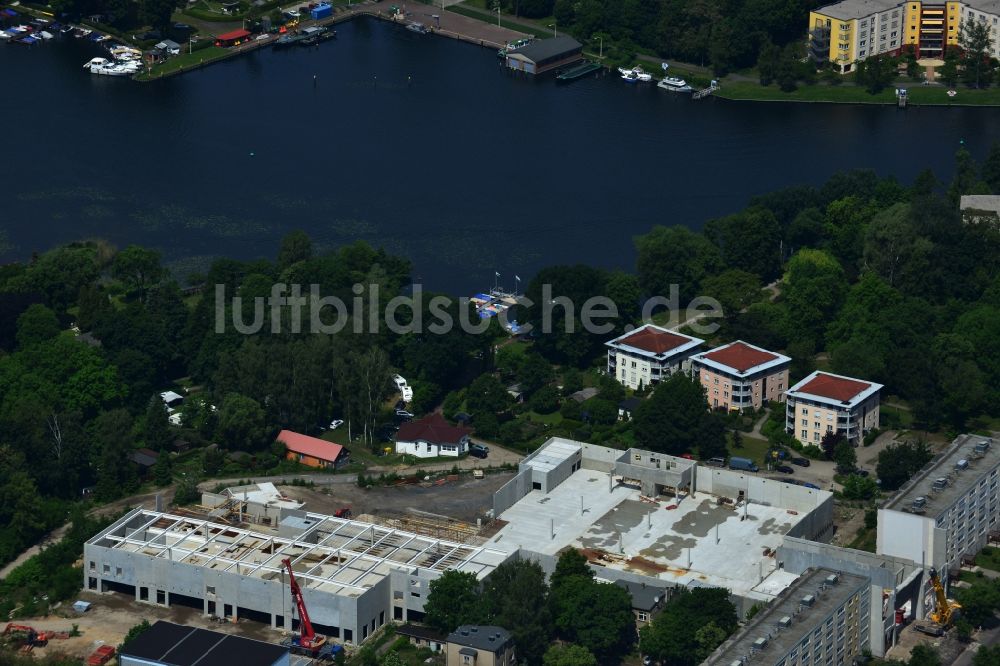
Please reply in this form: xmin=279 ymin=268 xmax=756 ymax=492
xmin=225 ymin=482 xmax=304 ymax=510
xmin=488 ymin=470 xmax=807 ymax=600
xmin=883 ymin=434 xmax=1000 ymax=518
xmin=705 ymin=568 xmax=870 ymax=665
xmin=524 ymin=439 xmax=580 ymax=473
xmin=89 ymin=509 xmax=510 ymax=596
xmin=960 ymin=194 xmax=1000 ymax=213
xmin=814 ymin=0 xmax=901 ymax=21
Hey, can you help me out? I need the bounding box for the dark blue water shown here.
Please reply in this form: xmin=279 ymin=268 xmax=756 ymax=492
xmin=1 ymin=16 xmax=996 ymax=292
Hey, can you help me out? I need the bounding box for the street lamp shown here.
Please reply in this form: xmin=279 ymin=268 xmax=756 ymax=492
xmin=548 ymin=21 xmax=556 ymax=37
xmin=593 ymin=35 xmax=602 ymax=58
xmin=496 ymin=6 xmax=500 ymax=27
xmin=189 ymin=36 xmax=194 ymax=54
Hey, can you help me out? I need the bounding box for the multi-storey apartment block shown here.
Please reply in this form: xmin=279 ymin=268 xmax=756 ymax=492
xmin=785 ymin=371 xmax=882 ymax=447
xmin=605 ymin=324 xmax=703 ymax=390
xmin=690 ymin=340 xmax=791 ymax=412
xmin=704 ymin=568 xmax=871 ymax=666
xmin=878 ymin=435 xmax=1000 ymax=596
xmin=809 ymin=0 xmax=1000 ymax=72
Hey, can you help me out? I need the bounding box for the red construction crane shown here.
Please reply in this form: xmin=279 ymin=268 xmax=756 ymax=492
xmin=282 ymin=558 xmax=326 ymax=652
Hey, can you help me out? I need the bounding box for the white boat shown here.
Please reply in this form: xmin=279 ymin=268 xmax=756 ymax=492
xmin=657 ymin=76 xmax=692 ymax=92
xmin=39 ymin=30 xmax=53 ymax=40
xmin=618 ymin=66 xmax=652 ymax=82
xmin=84 ymin=57 xmax=132 ymax=76
xmin=405 ymin=22 xmax=427 ymax=34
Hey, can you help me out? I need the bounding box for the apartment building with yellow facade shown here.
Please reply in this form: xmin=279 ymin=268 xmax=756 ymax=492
xmin=809 ymin=0 xmax=1000 ymax=72
xmin=690 ymin=340 xmax=791 ymax=412
xmin=785 ymin=371 xmax=882 ymax=447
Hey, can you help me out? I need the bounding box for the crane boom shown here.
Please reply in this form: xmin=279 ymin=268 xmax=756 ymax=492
xmin=282 ymin=558 xmax=323 ymax=649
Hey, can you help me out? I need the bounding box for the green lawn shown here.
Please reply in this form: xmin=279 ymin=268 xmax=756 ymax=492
xmin=716 ymin=80 xmax=1000 ymax=106
xmin=729 ymin=433 xmax=771 ymax=466
xmin=136 ymin=46 xmax=231 ymax=80
xmin=525 ymin=410 xmax=563 ymax=425
xmin=446 ymin=4 xmax=551 ymax=38
xmin=975 ymin=546 xmax=1000 ymax=572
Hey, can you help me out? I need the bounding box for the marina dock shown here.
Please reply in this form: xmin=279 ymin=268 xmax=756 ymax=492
xmin=556 ymin=60 xmax=602 ymax=82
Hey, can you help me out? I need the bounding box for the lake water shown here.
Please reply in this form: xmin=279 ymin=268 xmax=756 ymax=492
xmin=1 ymin=16 xmax=996 ymax=292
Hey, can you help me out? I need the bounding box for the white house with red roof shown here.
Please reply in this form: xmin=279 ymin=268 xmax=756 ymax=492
xmin=395 ymin=413 xmax=473 ymax=458
xmin=605 ymin=324 xmax=703 ymax=390
xmin=277 ymin=429 xmax=348 ymax=469
xmin=784 ymin=371 xmax=883 ymax=447
xmin=690 ymin=340 xmax=791 ymax=412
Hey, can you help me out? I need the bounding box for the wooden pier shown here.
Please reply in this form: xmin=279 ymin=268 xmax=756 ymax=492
xmin=693 ymin=82 xmax=719 ymax=100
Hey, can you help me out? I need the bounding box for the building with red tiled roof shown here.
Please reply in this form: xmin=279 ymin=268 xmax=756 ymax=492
xmin=395 ymin=413 xmax=473 ymax=459
xmin=605 ymin=324 xmax=703 ymax=390
xmin=277 ymin=429 xmax=348 ymax=469
xmin=691 ymin=340 xmax=792 ymax=412
xmin=785 ymin=371 xmax=883 ymax=447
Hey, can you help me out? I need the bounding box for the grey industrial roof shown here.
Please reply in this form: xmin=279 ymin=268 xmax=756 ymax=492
xmin=614 ymin=579 xmax=668 ymax=611
xmin=508 ymin=36 xmax=581 ymax=63
xmin=704 ymin=569 xmax=870 ymax=665
xmin=883 ymin=434 xmax=1000 ymax=518
xmin=961 ymin=194 xmax=1000 ymax=213
xmin=448 ymin=625 xmax=513 ymax=651
xmin=120 ymin=620 xmax=288 ymax=666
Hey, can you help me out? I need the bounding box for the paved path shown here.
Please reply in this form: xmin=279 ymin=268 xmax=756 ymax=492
xmin=0 ymin=523 xmax=72 ymax=580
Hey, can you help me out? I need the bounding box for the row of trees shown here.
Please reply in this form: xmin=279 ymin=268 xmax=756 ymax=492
xmin=549 ymin=0 xmax=816 ymax=75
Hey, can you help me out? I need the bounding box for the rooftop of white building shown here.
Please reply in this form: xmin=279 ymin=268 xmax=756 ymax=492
xmin=786 ymin=371 xmax=882 ymax=409
xmin=605 ymin=324 xmax=703 ymax=360
xmin=883 ymin=434 xmax=1000 ymax=518
xmin=704 ymin=568 xmax=870 ymax=665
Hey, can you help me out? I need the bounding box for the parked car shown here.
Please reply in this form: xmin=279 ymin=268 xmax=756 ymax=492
xmin=791 ymin=457 xmax=811 ymax=467
xmin=328 ymin=419 xmax=344 ymax=430
xmin=469 ymin=443 xmax=489 ymax=458
xmin=856 ymin=469 xmax=870 ymax=477
xmin=706 ymin=457 xmax=726 ymax=468
xmin=393 ymin=374 xmax=408 ymax=389
xmin=394 ymin=409 xmax=414 ymax=420
xmin=775 ymin=464 xmax=794 ymax=474
xmin=803 ymin=482 xmax=820 ymax=490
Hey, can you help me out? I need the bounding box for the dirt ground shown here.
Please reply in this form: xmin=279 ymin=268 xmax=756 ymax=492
xmin=830 ymin=506 xmax=866 ymax=547
xmin=15 ymin=589 xmax=284 ymax=662
xmin=280 ymin=471 xmax=515 ymax=523
xmin=886 ymin=622 xmax=967 ymax=662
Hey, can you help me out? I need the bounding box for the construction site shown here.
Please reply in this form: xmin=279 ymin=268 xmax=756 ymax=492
xmin=489 ymin=439 xmax=835 ymax=612
xmin=83 ymin=506 xmax=513 ymax=647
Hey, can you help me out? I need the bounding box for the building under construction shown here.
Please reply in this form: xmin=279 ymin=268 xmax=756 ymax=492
xmin=83 ymin=509 xmax=511 ymax=645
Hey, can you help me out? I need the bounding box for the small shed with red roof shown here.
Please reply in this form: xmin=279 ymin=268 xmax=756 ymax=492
xmin=215 ymin=28 xmax=251 ymax=47
xmin=277 ymin=429 xmax=348 ymax=468
xmin=395 ymin=413 xmax=472 ymax=459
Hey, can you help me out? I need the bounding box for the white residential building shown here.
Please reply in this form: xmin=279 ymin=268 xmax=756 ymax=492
xmin=605 ymin=324 xmax=703 ymax=390
xmin=394 ymin=413 xmax=472 ymax=458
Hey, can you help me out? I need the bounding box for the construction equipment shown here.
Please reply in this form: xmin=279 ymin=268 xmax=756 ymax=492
xmin=334 ymin=507 xmax=352 ymax=519
xmin=2 ymin=623 xmax=70 ymax=649
xmin=280 ymin=558 xmax=344 ymax=661
xmin=927 ymin=568 xmax=962 ymax=627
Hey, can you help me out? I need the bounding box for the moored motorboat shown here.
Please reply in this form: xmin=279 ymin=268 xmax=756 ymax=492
xmin=618 ymin=66 xmax=652 ymax=82
xmin=405 ymin=22 xmax=426 ymax=33
xmin=39 ymin=30 xmax=54 ymax=40
xmin=657 ymin=76 xmax=692 ymax=92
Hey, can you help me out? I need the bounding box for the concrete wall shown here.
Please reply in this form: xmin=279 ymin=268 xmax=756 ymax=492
xmin=580 ymin=443 xmax=620 ymax=473
xmin=530 ymin=451 xmax=580 ymax=495
xmin=696 ymin=468 xmax=833 ymax=515
xmin=876 ymin=510 xmax=934 ymax=566
xmin=493 ymin=468 xmax=531 ymax=517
